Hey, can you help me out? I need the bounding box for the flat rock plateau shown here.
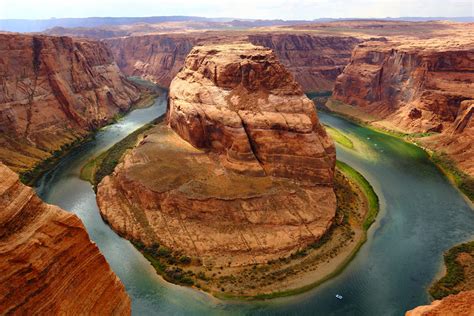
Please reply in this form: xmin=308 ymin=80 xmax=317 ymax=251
xmin=0 ymin=162 xmax=130 ymax=315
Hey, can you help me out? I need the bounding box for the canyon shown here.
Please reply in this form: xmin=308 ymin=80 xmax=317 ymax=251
xmin=0 ymin=162 xmax=130 ymax=314
xmin=104 ymin=32 xmax=361 ymax=92
xmin=0 ymin=18 xmax=472 ymax=314
xmin=0 ymin=33 xmax=141 ymax=176
xmin=98 ymin=43 xmax=336 ymax=265
xmin=91 ymin=43 xmax=368 ymax=296
xmin=331 ymin=36 xmax=474 ymax=189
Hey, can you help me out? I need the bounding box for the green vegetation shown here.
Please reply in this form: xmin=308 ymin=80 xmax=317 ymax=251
xmin=336 ymin=161 xmax=379 ymax=230
xmin=133 ymin=242 xmax=196 ymax=286
xmin=20 ymin=136 xmax=90 ymax=186
xmin=218 ymin=161 xmax=380 ymax=300
xmin=322 ymin=100 xmax=473 ymax=202
xmin=19 ymin=80 xmax=160 ymax=187
xmin=324 ymin=124 xmax=354 ymax=149
xmin=431 ymin=153 xmax=474 ymax=202
xmin=429 ymin=241 xmax=474 ymax=299
xmin=80 ymin=116 xmax=164 ymax=187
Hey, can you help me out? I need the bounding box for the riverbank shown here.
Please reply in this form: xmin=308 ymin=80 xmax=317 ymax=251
xmin=80 ymin=115 xmax=166 ymax=188
xmin=321 ymin=98 xmax=474 ymax=203
xmin=19 ymin=80 xmax=161 ymax=187
xmin=430 ymin=240 xmax=474 ymax=300
xmin=91 ymin=125 xmax=379 ymax=300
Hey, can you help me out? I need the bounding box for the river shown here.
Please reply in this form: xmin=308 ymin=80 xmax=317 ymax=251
xmin=36 ymin=93 xmax=474 ymax=315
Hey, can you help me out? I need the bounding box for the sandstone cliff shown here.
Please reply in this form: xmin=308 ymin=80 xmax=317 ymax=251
xmin=405 ymin=290 xmax=474 ymax=316
xmin=97 ymin=43 xmax=336 ymax=267
xmin=105 ymin=33 xmax=360 ymax=92
xmin=0 ymin=33 xmax=141 ymax=173
xmin=333 ymin=39 xmax=474 ymax=176
xmin=0 ymin=162 xmax=130 ymax=315
xmin=168 ymin=43 xmax=335 ymax=184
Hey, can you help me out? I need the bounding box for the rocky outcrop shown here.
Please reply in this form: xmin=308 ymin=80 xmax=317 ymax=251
xmin=405 ymin=290 xmax=474 ymax=316
xmin=105 ymin=34 xmax=197 ymax=89
xmin=0 ymin=162 xmax=130 ymax=315
xmin=0 ymin=33 xmax=141 ymax=173
xmin=168 ymin=43 xmax=335 ymax=184
xmin=247 ymin=34 xmax=361 ymax=92
xmin=105 ymin=33 xmax=360 ymax=92
xmin=97 ymin=43 xmax=336 ymax=267
xmin=333 ymin=39 xmax=474 ymax=176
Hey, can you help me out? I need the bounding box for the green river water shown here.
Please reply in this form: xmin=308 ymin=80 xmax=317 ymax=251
xmin=36 ymin=93 xmax=473 ymax=315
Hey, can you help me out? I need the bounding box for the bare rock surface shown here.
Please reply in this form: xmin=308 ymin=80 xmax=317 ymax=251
xmin=0 ymin=33 xmax=140 ymax=173
xmin=333 ymin=38 xmax=474 ymax=176
xmin=0 ymin=163 xmax=130 ymax=315
xmin=405 ymin=290 xmax=474 ymax=316
xmin=105 ymin=33 xmax=360 ymax=92
xmin=97 ymin=43 xmax=336 ymax=267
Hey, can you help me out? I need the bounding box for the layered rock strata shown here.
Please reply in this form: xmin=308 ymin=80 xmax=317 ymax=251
xmin=104 ymin=33 xmax=361 ymax=92
xmin=333 ymin=39 xmax=474 ymax=176
xmin=97 ymin=43 xmax=336 ymax=267
xmin=405 ymin=290 xmax=474 ymax=316
xmin=0 ymin=33 xmax=140 ymax=173
xmin=0 ymin=163 xmax=130 ymax=315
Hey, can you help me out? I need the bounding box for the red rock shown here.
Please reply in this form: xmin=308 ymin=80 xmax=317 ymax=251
xmin=0 ymin=33 xmax=141 ymax=173
xmin=96 ymin=43 xmax=336 ymax=267
xmin=0 ymin=163 xmax=130 ymax=315
xmin=333 ymin=39 xmax=474 ymax=176
xmin=405 ymin=290 xmax=474 ymax=316
xmin=105 ymin=33 xmax=360 ymax=92
xmin=168 ymin=43 xmax=335 ymax=185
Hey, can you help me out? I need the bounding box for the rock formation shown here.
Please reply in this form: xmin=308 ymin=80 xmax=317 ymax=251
xmin=0 ymin=33 xmax=141 ymax=173
xmin=333 ymin=39 xmax=474 ymax=176
xmin=168 ymin=43 xmax=335 ymax=184
xmin=405 ymin=290 xmax=474 ymax=316
xmin=97 ymin=43 xmax=336 ymax=267
xmin=104 ymin=33 xmax=360 ymax=92
xmin=0 ymin=162 xmax=130 ymax=315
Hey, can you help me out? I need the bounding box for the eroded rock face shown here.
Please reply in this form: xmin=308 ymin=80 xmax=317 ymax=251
xmin=168 ymin=43 xmax=335 ymax=185
xmin=97 ymin=43 xmax=336 ymax=267
xmin=405 ymin=290 xmax=474 ymax=316
xmin=105 ymin=33 xmax=360 ymax=92
xmin=0 ymin=163 xmax=130 ymax=315
xmin=333 ymin=39 xmax=474 ymax=176
xmin=0 ymin=33 xmax=140 ymax=173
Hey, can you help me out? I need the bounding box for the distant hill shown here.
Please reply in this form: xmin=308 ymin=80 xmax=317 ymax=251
xmin=1 ymin=15 xmax=472 ymax=33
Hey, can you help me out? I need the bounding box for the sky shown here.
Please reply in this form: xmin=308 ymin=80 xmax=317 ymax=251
xmin=0 ymin=0 xmax=473 ymax=20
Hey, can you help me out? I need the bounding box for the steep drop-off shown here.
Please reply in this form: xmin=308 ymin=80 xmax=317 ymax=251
xmin=333 ymin=39 xmax=474 ymax=177
xmin=104 ymin=33 xmax=361 ymax=92
xmin=405 ymin=290 xmax=474 ymax=316
xmin=0 ymin=33 xmax=141 ymax=174
xmin=0 ymin=162 xmax=130 ymax=315
xmin=97 ymin=43 xmax=336 ymax=268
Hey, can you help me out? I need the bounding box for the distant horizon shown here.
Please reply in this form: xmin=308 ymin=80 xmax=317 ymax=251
xmin=1 ymin=0 xmax=473 ymax=20
xmin=1 ymin=15 xmax=474 ymax=21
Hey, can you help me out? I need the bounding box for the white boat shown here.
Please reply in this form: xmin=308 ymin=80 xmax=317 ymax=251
xmin=335 ymin=294 xmax=343 ymax=300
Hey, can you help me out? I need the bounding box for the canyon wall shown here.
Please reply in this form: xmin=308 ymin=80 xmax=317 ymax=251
xmin=97 ymin=43 xmax=336 ymax=267
xmin=405 ymin=290 xmax=474 ymax=316
xmin=105 ymin=33 xmax=361 ymax=92
xmin=0 ymin=162 xmax=130 ymax=314
xmin=0 ymin=33 xmax=141 ymax=173
xmin=333 ymin=39 xmax=474 ymax=176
